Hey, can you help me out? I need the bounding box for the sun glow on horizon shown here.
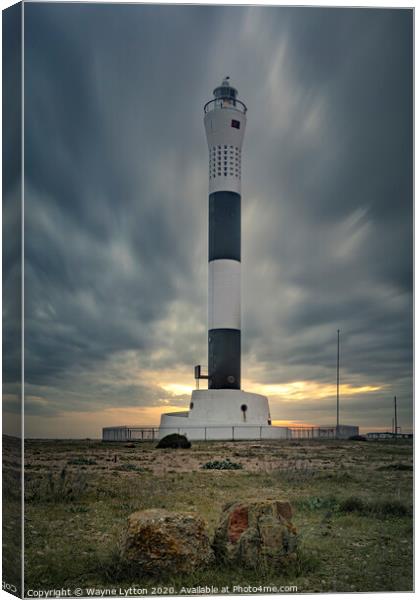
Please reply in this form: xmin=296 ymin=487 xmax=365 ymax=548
xmin=158 ymin=376 xmax=384 ymax=404
xmin=161 ymin=382 xmax=194 ymax=396
xmin=243 ymin=380 xmax=383 ymax=401
xmin=271 ymin=419 xmax=316 ymax=428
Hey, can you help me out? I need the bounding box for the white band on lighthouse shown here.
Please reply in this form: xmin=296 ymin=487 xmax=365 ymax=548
xmin=208 ymin=259 xmax=241 ymax=330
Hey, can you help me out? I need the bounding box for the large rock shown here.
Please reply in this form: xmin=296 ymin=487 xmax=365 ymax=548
xmin=121 ymin=509 xmax=214 ymax=574
xmin=213 ymin=500 xmax=298 ymax=568
xmin=156 ymin=434 xmax=191 ymax=449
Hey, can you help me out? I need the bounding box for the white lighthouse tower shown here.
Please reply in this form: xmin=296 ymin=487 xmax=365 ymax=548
xmin=159 ymin=79 xmax=288 ymax=441
xmin=205 ymin=77 xmax=243 ymax=391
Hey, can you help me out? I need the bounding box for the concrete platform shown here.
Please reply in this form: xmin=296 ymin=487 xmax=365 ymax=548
xmin=158 ymin=389 xmax=289 ymax=441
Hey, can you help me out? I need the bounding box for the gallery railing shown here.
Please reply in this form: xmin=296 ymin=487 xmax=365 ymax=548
xmin=204 ymin=97 xmax=247 ymax=115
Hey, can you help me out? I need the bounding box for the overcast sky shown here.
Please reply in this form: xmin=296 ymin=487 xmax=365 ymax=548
xmin=5 ymin=4 xmax=412 ymax=437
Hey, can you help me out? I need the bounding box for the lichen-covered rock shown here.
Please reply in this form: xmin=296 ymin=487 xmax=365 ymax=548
xmin=213 ymin=500 xmax=298 ymax=568
xmin=121 ymin=509 xmax=214 ymax=574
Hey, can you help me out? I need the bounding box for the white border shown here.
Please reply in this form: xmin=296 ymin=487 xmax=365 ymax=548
xmin=0 ymin=2 xmax=415 ymax=600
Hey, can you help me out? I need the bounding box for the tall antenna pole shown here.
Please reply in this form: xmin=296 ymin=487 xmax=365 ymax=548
xmin=394 ymin=396 xmax=398 ymax=436
xmin=336 ymin=329 xmax=340 ymax=435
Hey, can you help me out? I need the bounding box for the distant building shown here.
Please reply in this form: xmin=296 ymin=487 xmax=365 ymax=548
xmin=366 ymin=431 xmax=413 ymax=440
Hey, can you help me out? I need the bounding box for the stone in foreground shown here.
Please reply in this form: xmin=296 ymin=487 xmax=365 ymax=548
xmin=121 ymin=509 xmax=214 ymax=575
xmin=213 ymin=500 xmax=298 ymax=568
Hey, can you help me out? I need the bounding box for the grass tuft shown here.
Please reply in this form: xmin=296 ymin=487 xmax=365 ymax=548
xmin=339 ymin=496 xmax=366 ymax=513
xmin=339 ymin=496 xmax=411 ymax=517
xmin=297 ymin=495 xmax=339 ymax=512
xmin=371 ymin=499 xmax=411 ymax=517
xmin=68 ymin=457 xmax=97 ymax=466
xmin=114 ymin=463 xmax=150 ymax=473
xmin=201 ymin=459 xmax=243 ymax=470
xmin=377 ymin=463 xmax=413 ymax=471
xmin=25 ymin=468 xmax=89 ymax=503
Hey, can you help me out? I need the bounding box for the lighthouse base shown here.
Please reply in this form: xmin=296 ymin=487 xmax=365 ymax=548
xmin=158 ymin=389 xmax=289 ymax=441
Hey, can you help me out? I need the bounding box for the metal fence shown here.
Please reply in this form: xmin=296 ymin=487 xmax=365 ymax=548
xmin=102 ymin=426 xmax=158 ymax=442
xmin=102 ymin=424 xmax=359 ymax=442
xmin=102 ymin=426 xmax=289 ymax=442
xmin=288 ymin=427 xmax=336 ymax=439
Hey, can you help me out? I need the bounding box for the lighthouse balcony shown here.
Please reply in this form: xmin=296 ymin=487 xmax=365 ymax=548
xmin=204 ymin=97 xmax=247 ymax=115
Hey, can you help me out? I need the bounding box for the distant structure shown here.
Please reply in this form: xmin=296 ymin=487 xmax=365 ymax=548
xmin=366 ymin=431 xmax=412 ymax=440
xmin=158 ymin=78 xmax=287 ymax=441
xmin=394 ymin=395 xmax=398 ymax=435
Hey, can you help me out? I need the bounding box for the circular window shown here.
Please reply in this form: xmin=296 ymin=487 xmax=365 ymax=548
xmin=227 ymin=375 xmax=235 ymax=383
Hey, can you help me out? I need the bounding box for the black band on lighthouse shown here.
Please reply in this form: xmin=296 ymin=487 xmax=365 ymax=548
xmin=208 ymin=328 xmax=240 ymax=390
xmin=209 ymin=191 xmax=241 ymax=262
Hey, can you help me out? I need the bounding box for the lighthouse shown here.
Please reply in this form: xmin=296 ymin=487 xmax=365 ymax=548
xmin=158 ymin=79 xmax=288 ymax=441
xmin=205 ymin=77 xmax=245 ymax=391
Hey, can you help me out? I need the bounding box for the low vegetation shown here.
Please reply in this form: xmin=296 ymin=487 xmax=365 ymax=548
xmin=25 ymin=467 xmax=89 ymax=504
xmin=377 ymin=462 xmax=413 ymax=471
xmin=22 ymin=438 xmax=413 ymax=593
xmin=67 ymin=457 xmax=97 ymax=466
xmin=201 ymin=458 xmax=243 ymax=470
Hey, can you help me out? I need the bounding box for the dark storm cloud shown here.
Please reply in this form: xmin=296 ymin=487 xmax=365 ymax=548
xmin=20 ymin=4 xmax=412 ymax=430
xmin=3 ymin=3 xmax=22 ymax=439
xmin=239 ymin=8 xmax=413 ymax=406
xmin=24 ymin=4 xmax=215 ymax=383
